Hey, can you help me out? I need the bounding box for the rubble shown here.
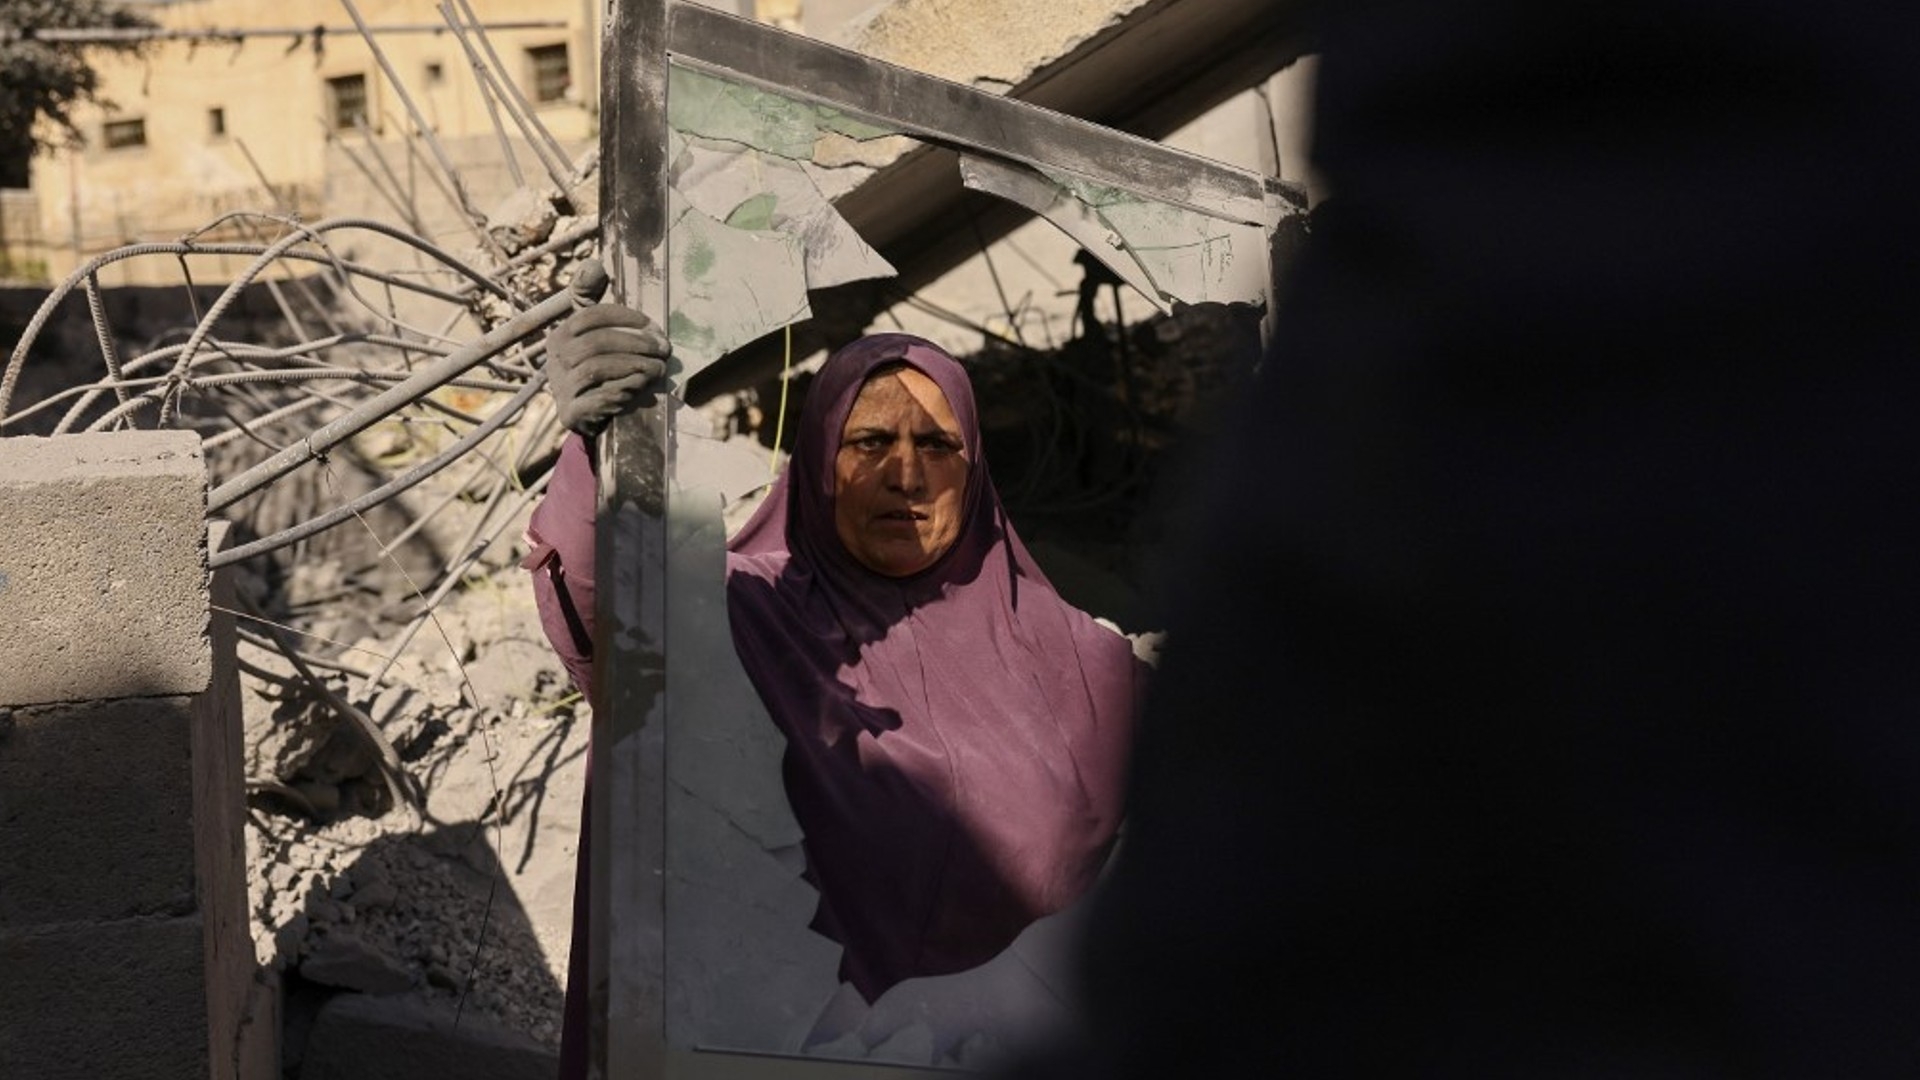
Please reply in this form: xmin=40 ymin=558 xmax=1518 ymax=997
xmin=298 ymin=991 xmax=557 ymax=1080
xmin=239 ymin=553 xmax=586 ymax=1050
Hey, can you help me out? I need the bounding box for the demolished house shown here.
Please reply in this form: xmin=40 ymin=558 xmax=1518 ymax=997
xmin=0 ymin=0 xmax=1315 ymax=1076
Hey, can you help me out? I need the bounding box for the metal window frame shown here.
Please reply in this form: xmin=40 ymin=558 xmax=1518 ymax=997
xmin=101 ymin=117 xmax=148 ymax=150
xmin=528 ymin=41 xmax=574 ymax=104
xmin=590 ymin=4 xmax=1290 ymax=1077
xmin=325 ymin=73 xmax=370 ymax=133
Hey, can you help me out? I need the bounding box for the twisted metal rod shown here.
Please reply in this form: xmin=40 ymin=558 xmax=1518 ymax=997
xmin=206 ymin=276 xmax=585 ymax=516
xmin=66 ymin=366 xmax=522 ymax=438
xmin=204 ymin=396 xmax=332 ymax=452
xmin=82 ymin=273 xmax=131 ymax=417
xmin=14 ymin=216 xmax=530 ymax=436
xmin=40 ymin=332 xmax=457 ymax=434
xmin=210 ymin=371 xmax=548 ymax=569
xmin=1 ymin=228 xmax=502 ymax=426
xmin=437 ymin=1 xmax=526 ymax=191
xmin=157 ymin=217 xmax=514 ymax=408
xmin=351 ymin=468 xmax=554 ymax=697
xmin=446 ymin=0 xmax=577 ymax=191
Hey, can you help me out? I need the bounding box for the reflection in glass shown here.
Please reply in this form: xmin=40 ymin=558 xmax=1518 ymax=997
xmin=649 ymin=62 xmax=1280 ymax=1071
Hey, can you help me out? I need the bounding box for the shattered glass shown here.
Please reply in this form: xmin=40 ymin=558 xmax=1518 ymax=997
xmin=656 ymin=61 xmax=1286 ymax=1070
xmin=663 ymin=66 xmax=899 ymax=379
xmin=662 ymin=476 xmax=837 ymax=1053
xmin=961 ymin=153 xmax=1275 ymax=314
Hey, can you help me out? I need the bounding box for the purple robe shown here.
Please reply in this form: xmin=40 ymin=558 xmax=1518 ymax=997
xmin=527 ymin=334 xmax=1141 ymax=1069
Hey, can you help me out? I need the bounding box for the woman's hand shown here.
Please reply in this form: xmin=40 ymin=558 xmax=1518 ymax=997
xmin=544 ymin=261 xmax=671 ymax=437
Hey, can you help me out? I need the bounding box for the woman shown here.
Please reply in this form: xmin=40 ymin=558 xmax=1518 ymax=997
xmin=526 ymin=311 xmax=1144 ymax=1065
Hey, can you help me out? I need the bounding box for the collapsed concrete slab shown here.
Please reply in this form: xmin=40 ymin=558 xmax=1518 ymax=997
xmin=298 ymin=993 xmax=557 ymax=1080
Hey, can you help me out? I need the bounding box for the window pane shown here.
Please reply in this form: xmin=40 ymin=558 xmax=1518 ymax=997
xmin=327 ymin=74 xmax=369 ymax=132
xmin=103 ymin=118 xmax=147 ymax=149
xmin=528 ymin=44 xmax=570 ymax=104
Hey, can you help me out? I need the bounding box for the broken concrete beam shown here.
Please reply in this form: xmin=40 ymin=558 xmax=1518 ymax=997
xmin=0 ymin=430 xmax=209 ymax=706
xmin=297 ymin=993 xmax=558 ymax=1080
xmin=299 ymin=932 xmax=416 ymax=995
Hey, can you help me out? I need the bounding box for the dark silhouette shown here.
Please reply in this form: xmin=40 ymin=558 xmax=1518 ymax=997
xmin=1015 ymin=1 xmax=1920 ymax=1075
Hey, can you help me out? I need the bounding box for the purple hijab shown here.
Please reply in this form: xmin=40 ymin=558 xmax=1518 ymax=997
xmin=724 ymin=334 xmax=1140 ymax=999
xmin=526 ymin=334 xmax=1140 ymax=1014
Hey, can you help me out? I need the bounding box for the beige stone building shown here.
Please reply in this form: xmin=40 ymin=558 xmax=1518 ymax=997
xmin=11 ymin=0 xmax=605 ymax=284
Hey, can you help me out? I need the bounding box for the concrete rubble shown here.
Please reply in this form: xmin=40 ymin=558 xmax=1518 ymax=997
xmin=236 ymin=550 xmax=586 ymax=1070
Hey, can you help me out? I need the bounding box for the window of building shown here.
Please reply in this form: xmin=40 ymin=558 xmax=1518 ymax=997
xmin=425 ymin=61 xmax=445 ymax=86
xmin=208 ymin=107 xmax=227 ymax=138
xmin=327 ymin=73 xmax=370 ymax=132
xmin=102 ymin=117 xmax=147 ymax=150
xmin=528 ymin=43 xmax=570 ymax=104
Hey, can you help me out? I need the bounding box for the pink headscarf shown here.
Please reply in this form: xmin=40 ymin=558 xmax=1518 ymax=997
xmin=725 ymin=334 xmax=1141 ymax=1000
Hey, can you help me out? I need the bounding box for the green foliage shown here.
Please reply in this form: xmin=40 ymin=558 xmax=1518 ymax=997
xmin=1 ymin=0 xmax=155 ymax=186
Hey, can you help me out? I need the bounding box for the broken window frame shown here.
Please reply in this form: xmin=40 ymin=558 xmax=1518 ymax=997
xmin=589 ymin=3 xmax=1299 ymax=1077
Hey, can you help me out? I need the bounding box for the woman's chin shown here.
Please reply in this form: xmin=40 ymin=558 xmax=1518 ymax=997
xmin=853 ymin=539 xmax=940 ymax=578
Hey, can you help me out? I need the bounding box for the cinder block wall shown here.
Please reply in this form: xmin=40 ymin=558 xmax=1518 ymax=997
xmin=0 ymin=431 xmax=265 ymax=1080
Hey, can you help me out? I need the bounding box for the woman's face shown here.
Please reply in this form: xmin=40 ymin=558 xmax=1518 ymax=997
xmin=832 ymin=366 xmax=970 ymax=577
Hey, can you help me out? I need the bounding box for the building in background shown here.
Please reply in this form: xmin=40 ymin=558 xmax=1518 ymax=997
xmin=9 ymin=0 xmax=606 ymax=285
xmin=5 ymin=0 xmax=1317 ymax=357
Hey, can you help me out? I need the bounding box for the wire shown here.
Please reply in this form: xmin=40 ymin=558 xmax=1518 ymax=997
xmin=770 ymin=322 xmax=794 ymax=475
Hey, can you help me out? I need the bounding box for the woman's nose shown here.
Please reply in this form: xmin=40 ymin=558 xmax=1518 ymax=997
xmin=886 ymin=440 xmax=925 ymax=494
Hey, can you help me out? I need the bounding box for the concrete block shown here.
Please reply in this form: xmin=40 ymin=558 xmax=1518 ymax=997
xmin=0 ymin=696 xmax=199 ymax=927
xmin=0 ymin=916 xmax=213 ymax=1080
xmin=298 ymin=993 xmax=558 ymax=1080
xmin=0 ymin=429 xmax=209 ymax=706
